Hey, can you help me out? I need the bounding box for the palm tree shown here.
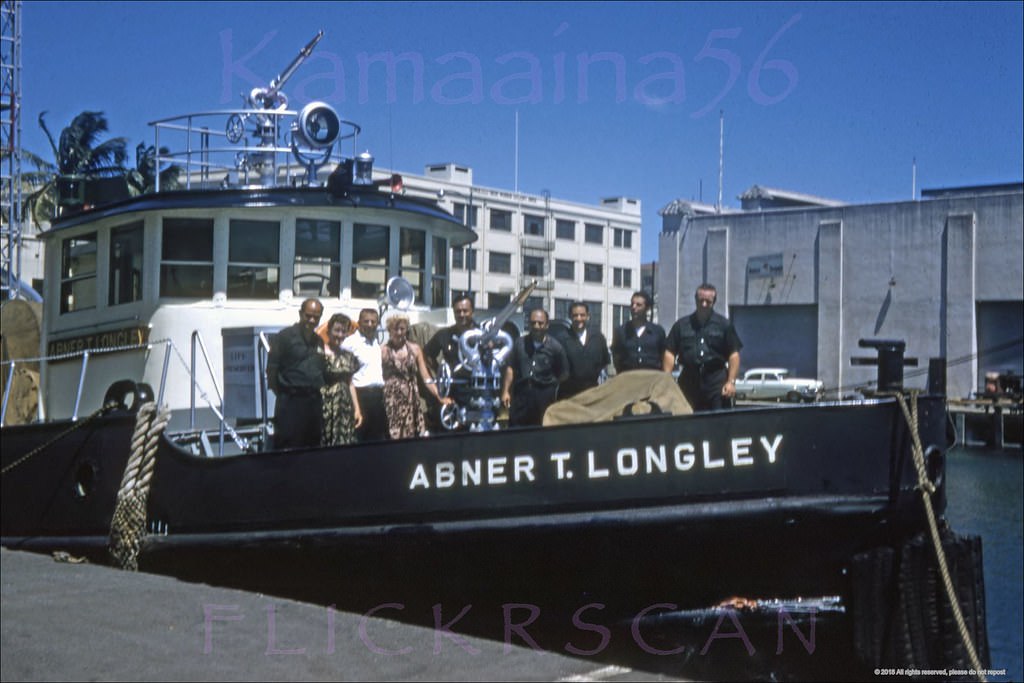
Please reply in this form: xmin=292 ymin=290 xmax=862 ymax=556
xmin=127 ymin=143 xmax=181 ymax=196
xmin=24 ymin=110 xmax=128 ymax=225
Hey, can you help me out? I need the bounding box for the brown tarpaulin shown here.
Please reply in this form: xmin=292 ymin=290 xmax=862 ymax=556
xmin=543 ymin=369 xmax=692 ymax=426
xmin=1 ymin=299 xmax=42 ymax=425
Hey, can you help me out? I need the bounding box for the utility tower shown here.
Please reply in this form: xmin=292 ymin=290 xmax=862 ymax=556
xmin=1 ymin=0 xmax=23 ymax=300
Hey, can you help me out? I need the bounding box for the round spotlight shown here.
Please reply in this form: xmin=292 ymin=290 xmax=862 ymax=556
xmin=294 ymin=102 xmax=341 ymax=149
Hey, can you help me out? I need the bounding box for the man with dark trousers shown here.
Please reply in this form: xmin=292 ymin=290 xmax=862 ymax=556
xmin=663 ymin=283 xmax=743 ymax=411
xmin=610 ymin=290 xmax=666 ymax=374
xmin=558 ymin=301 xmax=611 ymax=399
xmin=267 ymin=298 xmax=326 ymax=449
xmin=501 ymin=308 xmax=569 ymax=426
xmin=342 ymin=308 xmax=388 ymax=442
xmin=423 ymin=293 xmax=480 ymax=421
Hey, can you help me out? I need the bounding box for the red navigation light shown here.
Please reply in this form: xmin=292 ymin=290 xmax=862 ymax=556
xmin=376 ymin=173 xmax=404 ymax=194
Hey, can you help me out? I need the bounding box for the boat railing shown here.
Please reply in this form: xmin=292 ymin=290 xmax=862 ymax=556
xmin=149 ymin=108 xmax=362 ymax=192
xmin=188 ymin=331 xmax=250 ymax=457
xmin=2 ymin=337 xmax=250 ymax=455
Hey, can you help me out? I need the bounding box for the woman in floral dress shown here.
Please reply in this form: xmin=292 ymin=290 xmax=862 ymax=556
xmin=321 ymin=313 xmax=362 ymax=446
xmin=382 ymin=314 xmax=451 ymax=439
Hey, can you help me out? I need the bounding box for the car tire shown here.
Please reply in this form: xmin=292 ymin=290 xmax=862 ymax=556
xmin=785 ymin=391 xmax=802 ymax=403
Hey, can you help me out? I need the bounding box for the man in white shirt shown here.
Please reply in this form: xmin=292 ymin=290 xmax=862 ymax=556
xmin=341 ymin=308 xmax=388 ymax=442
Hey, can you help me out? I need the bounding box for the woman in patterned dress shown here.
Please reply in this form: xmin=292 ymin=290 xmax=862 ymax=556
xmin=321 ymin=313 xmax=362 ymax=446
xmin=382 ymin=314 xmax=452 ymax=439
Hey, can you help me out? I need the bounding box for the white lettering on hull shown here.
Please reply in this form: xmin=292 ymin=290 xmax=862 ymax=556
xmin=408 ymin=434 xmax=785 ymax=490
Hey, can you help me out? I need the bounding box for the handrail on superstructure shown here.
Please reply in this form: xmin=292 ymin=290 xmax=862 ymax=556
xmin=150 ymin=109 xmax=362 ymax=192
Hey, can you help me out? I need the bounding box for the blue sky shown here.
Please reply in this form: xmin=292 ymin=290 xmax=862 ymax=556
xmin=19 ymin=1 xmax=1024 ymax=261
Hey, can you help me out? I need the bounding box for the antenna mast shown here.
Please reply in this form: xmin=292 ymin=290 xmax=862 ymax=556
xmin=1 ymin=0 xmax=23 ymax=299
xmin=717 ymin=110 xmax=724 ymax=213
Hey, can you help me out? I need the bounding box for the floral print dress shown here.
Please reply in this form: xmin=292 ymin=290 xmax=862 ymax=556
xmin=382 ymin=342 xmax=426 ymax=439
xmin=321 ymin=347 xmax=359 ymax=446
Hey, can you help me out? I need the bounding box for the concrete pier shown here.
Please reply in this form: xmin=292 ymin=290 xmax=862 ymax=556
xmin=1 ymin=548 xmax=674 ymax=682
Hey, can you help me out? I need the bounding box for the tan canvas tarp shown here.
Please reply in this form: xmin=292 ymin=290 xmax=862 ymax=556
xmin=543 ymin=369 xmax=692 ymax=426
xmin=1 ymin=299 xmax=42 ymax=425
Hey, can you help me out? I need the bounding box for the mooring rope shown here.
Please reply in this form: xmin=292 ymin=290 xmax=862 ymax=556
xmin=897 ymin=391 xmax=986 ymax=682
xmin=108 ymin=401 xmax=172 ymax=571
xmin=0 ymin=401 xmax=120 ymax=476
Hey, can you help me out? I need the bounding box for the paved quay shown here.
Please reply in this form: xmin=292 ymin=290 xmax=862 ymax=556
xmin=1 ymin=548 xmax=678 ymax=682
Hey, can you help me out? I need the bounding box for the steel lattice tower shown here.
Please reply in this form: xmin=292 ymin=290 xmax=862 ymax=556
xmin=1 ymin=0 xmax=23 ymax=300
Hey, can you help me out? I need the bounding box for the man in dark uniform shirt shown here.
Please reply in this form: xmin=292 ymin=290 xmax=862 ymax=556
xmin=501 ymin=308 xmax=569 ymax=426
xmin=558 ymin=301 xmax=611 ymax=399
xmin=267 ymin=298 xmax=326 ymax=449
xmin=423 ymin=294 xmax=479 ymax=427
xmin=663 ymin=283 xmax=743 ymax=411
xmin=610 ymin=290 xmax=666 ymax=373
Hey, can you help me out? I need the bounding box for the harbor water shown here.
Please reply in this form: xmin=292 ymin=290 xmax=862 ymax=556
xmin=944 ymin=445 xmax=1023 ymax=681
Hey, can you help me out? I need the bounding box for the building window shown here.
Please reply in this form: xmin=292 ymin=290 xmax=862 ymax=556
xmin=523 ymin=296 xmax=545 ymax=318
xmin=489 ymin=251 xmax=511 ymax=274
xmin=452 ymin=247 xmax=478 ymax=272
xmin=584 ymin=262 xmax=603 ymax=284
xmin=161 ymin=218 xmax=213 ymax=298
xmin=352 ymin=223 xmax=391 ymax=298
xmin=400 ymin=227 xmax=426 ymax=304
xmin=613 ymin=267 xmax=632 ymax=288
xmin=432 ymin=236 xmax=447 ymax=308
xmin=228 ymin=219 xmax=280 ymax=299
xmin=489 ymin=292 xmax=511 ymax=309
xmin=109 ymin=221 xmax=144 ymax=306
xmin=490 ymin=209 xmax=512 ymax=231
xmin=613 ymin=304 xmax=630 ymax=328
xmin=556 ymin=219 xmax=575 ymax=241
xmin=454 ymin=202 xmax=478 ymax=228
xmin=613 ymin=228 xmax=633 ymax=249
xmin=554 ymin=259 xmax=575 ymax=281
xmin=295 ymin=218 xmax=340 ymax=297
xmin=554 ymin=298 xmax=574 ymax=320
xmin=60 ymin=232 xmax=97 ymax=313
xmin=523 ymin=255 xmax=545 ymax=277
xmin=585 ymin=223 xmax=603 ymax=245
xmin=524 ymin=214 xmax=545 ymax=236
xmin=585 ymin=300 xmax=604 ymax=332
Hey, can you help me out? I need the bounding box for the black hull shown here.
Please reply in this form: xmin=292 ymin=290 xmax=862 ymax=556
xmin=2 ymin=398 xmax=948 ymax=601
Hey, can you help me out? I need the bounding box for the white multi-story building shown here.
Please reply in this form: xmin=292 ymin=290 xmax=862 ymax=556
xmin=394 ymin=162 xmax=642 ymax=339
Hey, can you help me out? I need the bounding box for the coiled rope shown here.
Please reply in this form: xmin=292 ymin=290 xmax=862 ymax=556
xmin=108 ymin=401 xmax=172 ymax=570
xmin=897 ymin=391 xmax=986 ymax=682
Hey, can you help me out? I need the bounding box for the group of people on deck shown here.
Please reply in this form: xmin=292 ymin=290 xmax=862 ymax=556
xmin=266 ymin=283 xmax=742 ymax=449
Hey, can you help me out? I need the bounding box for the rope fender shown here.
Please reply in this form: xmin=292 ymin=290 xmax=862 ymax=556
xmin=108 ymin=401 xmax=171 ymax=570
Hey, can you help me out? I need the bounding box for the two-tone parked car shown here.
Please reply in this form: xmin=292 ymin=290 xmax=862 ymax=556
xmin=734 ymin=368 xmax=825 ymax=403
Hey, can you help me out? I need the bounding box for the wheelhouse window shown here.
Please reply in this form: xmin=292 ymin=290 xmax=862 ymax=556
xmin=228 ymin=219 xmax=280 ymax=299
xmin=108 ymin=221 xmax=143 ymax=306
xmin=400 ymin=227 xmax=426 ymax=304
xmin=489 ymin=251 xmax=511 ymax=274
xmin=352 ymin=223 xmax=390 ymax=299
xmin=161 ymin=218 xmax=213 ymax=298
xmin=490 ymin=209 xmax=512 ymax=231
xmin=432 ymin=236 xmax=448 ymax=308
xmin=60 ymin=232 xmax=97 ymax=313
xmin=524 ymin=214 xmax=545 ymax=236
xmin=556 ymin=219 xmax=575 ymax=241
xmin=294 ymin=218 xmax=340 ymax=298
xmin=584 ymin=262 xmax=603 ymax=284
xmin=585 ymin=223 xmax=603 ymax=245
